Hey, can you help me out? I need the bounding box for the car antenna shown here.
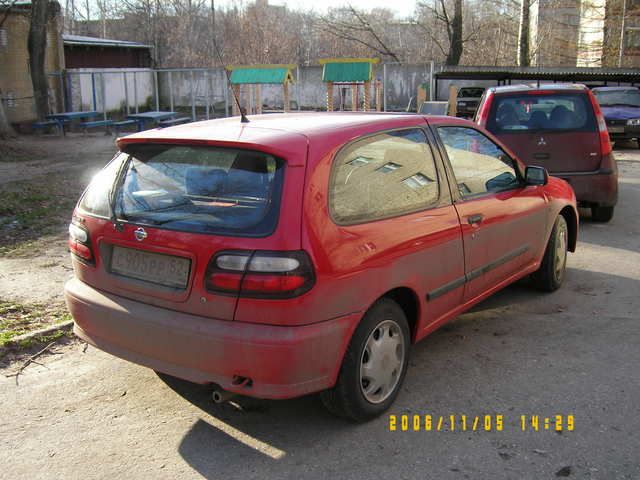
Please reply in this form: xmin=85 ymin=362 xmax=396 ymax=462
xmin=212 ymin=37 xmax=249 ymax=123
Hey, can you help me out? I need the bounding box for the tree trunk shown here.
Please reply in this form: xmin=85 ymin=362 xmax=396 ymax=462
xmin=446 ymin=0 xmax=463 ymax=66
xmin=0 ymin=91 xmax=16 ymax=138
xmin=28 ymin=0 xmax=50 ymax=121
xmin=518 ymin=0 xmax=531 ymax=67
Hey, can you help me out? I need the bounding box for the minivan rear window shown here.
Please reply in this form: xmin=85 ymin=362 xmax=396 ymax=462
xmin=487 ymin=93 xmax=597 ymax=134
xmin=79 ymin=144 xmax=284 ymax=237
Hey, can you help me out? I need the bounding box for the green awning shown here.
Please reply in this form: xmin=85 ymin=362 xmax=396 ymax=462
xmin=229 ymin=67 xmax=293 ymax=85
xmin=322 ymin=62 xmax=373 ymax=83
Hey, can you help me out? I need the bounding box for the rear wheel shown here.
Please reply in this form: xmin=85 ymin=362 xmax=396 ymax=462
xmin=531 ymin=215 xmax=568 ymax=292
xmin=591 ymin=205 xmax=614 ymax=222
xmin=321 ymin=298 xmax=410 ymax=421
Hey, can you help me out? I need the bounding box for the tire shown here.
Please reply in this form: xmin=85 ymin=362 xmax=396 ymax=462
xmin=320 ymin=298 xmax=410 ymax=422
xmin=530 ymin=215 xmax=568 ymax=292
xmin=591 ymin=205 xmax=614 ymax=222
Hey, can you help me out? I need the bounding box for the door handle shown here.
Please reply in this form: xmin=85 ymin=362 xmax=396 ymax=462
xmin=467 ymin=214 xmax=484 ymax=225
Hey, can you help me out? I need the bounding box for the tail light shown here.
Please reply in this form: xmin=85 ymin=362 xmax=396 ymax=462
xmin=587 ymin=90 xmax=613 ymax=157
xmin=475 ymin=90 xmax=492 ymax=126
xmin=205 ymin=250 xmax=315 ymax=299
xmin=68 ymin=220 xmax=94 ymax=263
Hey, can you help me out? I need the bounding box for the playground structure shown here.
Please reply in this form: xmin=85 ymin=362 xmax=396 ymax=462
xmin=227 ymin=64 xmax=296 ymax=115
xmin=319 ymin=58 xmax=382 ymax=112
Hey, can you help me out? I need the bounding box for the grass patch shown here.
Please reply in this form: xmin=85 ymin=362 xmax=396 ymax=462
xmin=0 ymin=173 xmax=83 ymax=257
xmin=0 ymin=299 xmax=72 ymax=347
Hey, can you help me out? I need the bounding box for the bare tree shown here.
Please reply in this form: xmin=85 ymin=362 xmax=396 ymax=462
xmin=28 ymin=0 xmax=50 ymax=121
xmin=415 ymin=0 xmax=466 ymax=65
xmin=316 ymin=5 xmax=401 ymax=63
xmin=518 ymin=0 xmax=531 ymax=66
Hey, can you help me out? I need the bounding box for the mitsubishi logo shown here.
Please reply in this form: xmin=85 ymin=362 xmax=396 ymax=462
xmin=537 ymin=137 xmax=547 ymax=146
xmin=134 ymin=227 xmax=147 ymax=242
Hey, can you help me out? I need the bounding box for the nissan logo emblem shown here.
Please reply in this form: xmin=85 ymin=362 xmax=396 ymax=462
xmin=134 ymin=227 xmax=147 ymax=242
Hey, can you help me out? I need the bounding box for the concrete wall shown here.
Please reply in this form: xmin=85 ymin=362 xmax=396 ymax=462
xmin=66 ymin=68 xmax=154 ymax=113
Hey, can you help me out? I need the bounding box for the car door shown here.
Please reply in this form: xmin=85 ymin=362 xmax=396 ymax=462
xmin=433 ymin=124 xmax=548 ymax=303
xmin=307 ymin=125 xmax=466 ymax=335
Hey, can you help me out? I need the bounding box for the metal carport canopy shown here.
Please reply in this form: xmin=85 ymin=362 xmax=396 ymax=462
xmin=434 ymin=65 xmax=640 ymax=99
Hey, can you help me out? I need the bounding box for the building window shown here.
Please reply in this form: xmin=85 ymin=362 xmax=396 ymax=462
xmin=0 ymin=28 xmax=7 ymax=47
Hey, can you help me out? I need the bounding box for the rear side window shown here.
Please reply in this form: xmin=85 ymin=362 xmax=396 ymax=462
xmin=329 ymin=128 xmax=441 ymax=225
xmin=487 ymin=93 xmax=597 ymax=134
xmin=81 ymin=144 xmax=284 ymax=237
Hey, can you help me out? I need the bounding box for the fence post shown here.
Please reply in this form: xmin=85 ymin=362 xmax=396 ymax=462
xmin=205 ymin=70 xmax=210 ymax=119
xmin=154 ymin=70 xmax=159 ymax=111
xmin=382 ymin=64 xmax=387 ymax=112
xmin=123 ymin=71 xmax=129 ymax=115
xmin=168 ymin=71 xmax=174 ymax=112
xmin=91 ymin=72 xmax=97 ymax=111
xmin=133 ymin=71 xmax=138 ymax=113
xmin=101 ymin=73 xmax=107 ymax=120
xmin=190 ymin=70 xmax=196 ymax=121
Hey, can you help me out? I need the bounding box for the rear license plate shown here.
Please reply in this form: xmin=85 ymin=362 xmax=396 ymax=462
xmin=608 ymin=126 xmax=624 ymax=133
xmin=110 ymin=245 xmax=191 ymax=289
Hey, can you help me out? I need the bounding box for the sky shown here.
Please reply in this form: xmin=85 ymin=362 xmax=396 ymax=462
xmin=225 ymin=0 xmax=418 ymax=18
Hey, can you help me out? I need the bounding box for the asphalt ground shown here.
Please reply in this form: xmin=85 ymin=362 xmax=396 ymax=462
xmin=1 ymin=145 xmax=639 ymax=479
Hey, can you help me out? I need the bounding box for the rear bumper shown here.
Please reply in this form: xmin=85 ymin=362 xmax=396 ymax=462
xmin=551 ymin=169 xmax=618 ymax=207
xmin=65 ymin=278 xmax=359 ymax=399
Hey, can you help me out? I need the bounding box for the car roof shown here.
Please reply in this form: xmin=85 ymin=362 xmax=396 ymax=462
xmin=592 ymin=86 xmax=639 ymax=92
xmin=489 ymin=83 xmax=589 ymax=94
xmin=116 ymin=112 xmax=441 ymax=165
xmin=118 ymin=112 xmax=423 ymax=143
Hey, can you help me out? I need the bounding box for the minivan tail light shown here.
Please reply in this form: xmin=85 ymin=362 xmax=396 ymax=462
xmin=68 ymin=220 xmax=94 ymax=263
xmin=588 ymin=90 xmax=612 ymax=157
xmin=476 ymin=91 xmax=492 ymax=127
xmin=206 ymin=250 xmax=315 ymax=299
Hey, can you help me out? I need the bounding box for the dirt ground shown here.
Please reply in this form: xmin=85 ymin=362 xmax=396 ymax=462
xmin=0 ymin=136 xmax=639 ymax=479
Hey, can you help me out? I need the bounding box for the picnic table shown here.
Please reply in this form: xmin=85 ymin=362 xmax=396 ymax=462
xmin=45 ymin=111 xmax=100 ymax=135
xmin=127 ymin=111 xmax=178 ymax=131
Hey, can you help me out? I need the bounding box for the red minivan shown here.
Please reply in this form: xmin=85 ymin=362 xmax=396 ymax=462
xmin=475 ymin=84 xmax=618 ymax=222
xmin=65 ymin=113 xmax=578 ymax=420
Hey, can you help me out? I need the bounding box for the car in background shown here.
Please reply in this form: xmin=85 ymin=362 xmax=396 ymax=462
xmin=475 ymin=84 xmax=618 ymax=222
xmin=456 ymin=87 xmax=486 ymax=118
xmin=592 ymin=86 xmax=640 ymax=147
xmin=65 ymin=113 xmax=578 ymax=421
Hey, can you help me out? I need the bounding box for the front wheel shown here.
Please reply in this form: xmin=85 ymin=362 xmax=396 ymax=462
xmin=530 ymin=215 xmax=568 ymax=292
xmin=591 ymin=205 xmax=614 ymax=222
xmin=321 ymin=298 xmax=410 ymax=421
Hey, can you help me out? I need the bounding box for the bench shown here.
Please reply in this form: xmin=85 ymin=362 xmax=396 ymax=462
xmin=32 ymin=120 xmax=63 ymax=135
xmin=79 ymin=119 xmax=114 ymax=134
xmin=158 ymin=117 xmax=191 ymax=128
xmin=113 ymin=119 xmax=138 ymax=136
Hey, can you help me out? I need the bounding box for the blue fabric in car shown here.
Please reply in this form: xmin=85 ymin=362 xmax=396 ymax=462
xmin=185 ymin=167 xmax=227 ymax=196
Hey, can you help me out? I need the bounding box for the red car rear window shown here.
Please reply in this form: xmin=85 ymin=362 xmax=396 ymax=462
xmin=79 ymin=144 xmax=284 ymax=237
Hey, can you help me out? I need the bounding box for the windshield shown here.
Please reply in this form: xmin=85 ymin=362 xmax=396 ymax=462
xmin=458 ymin=88 xmax=485 ymax=98
xmin=593 ymin=89 xmax=640 ymax=107
xmin=486 ymin=93 xmax=597 ymax=134
xmin=79 ymin=144 xmax=284 ymax=237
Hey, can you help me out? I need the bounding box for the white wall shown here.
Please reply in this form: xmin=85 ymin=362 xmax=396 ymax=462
xmin=67 ymin=68 xmax=154 ymax=112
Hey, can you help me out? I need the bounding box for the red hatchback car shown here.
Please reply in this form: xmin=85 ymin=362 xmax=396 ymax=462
xmin=475 ymin=84 xmax=618 ymax=222
xmin=65 ymin=113 xmax=578 ymax=420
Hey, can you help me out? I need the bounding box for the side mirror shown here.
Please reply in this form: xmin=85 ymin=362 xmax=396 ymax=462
xmin=525 ymin=166 xmax=548 ymax=186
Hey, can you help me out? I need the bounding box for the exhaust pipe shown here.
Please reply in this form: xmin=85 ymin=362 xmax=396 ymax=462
xmin=212 ymin=387 xmax=237 ymax=404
